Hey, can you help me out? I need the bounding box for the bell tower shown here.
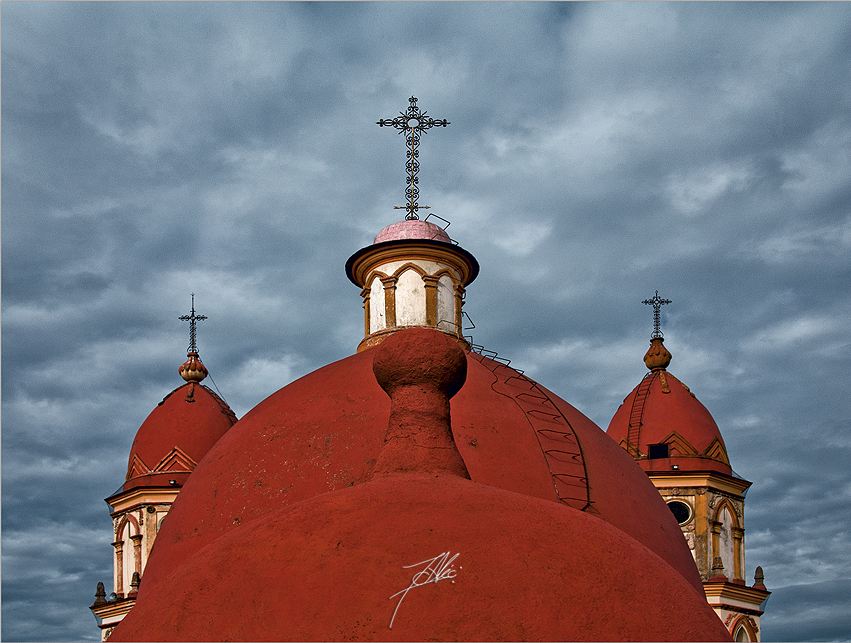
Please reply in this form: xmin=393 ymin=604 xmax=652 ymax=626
xmin=607 ymin=292 xmax=770 ymax=641
xmin=90 ymin=297 xmax=237 ymax=640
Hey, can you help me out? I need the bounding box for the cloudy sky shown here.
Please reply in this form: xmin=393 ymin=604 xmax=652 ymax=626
xmin=3 ymin=2 xmax=850 ymax=641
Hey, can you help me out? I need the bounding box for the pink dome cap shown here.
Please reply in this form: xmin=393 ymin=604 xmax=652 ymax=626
xmin=374 ymin=220 xmax=451 ymax=244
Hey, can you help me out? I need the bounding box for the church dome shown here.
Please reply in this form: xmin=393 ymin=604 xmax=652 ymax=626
xmin=125 ymin=341 xmax=704 ymax=605
xmin=606 ymin=337 xmax=732 ymax=476
xmin=120 ymin=361 xmax=237 ymax=492
xmin=112 ymin=475 xmax=730 ymax=642
xmin=111 ymin=329 xmax=729 ymax=642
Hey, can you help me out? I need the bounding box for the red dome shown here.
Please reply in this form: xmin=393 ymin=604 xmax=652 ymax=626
xmin=606 ymin=345 xmax=732 ymax=475
xmin=374 ymin=219 xmax=451 ymax=243
xmin=111 ymin=474 xmax=730 ymax=642
xmin=134 ymin=350 xmax=703 ymax=597
xmin=121 ymin=382 xmax=237 ymax=491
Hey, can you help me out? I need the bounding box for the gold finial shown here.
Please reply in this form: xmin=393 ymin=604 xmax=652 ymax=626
xmin=644 ymin=337 xmax=672 ymax=371
xmin=179 ymin=352 xmax=208 ymax=383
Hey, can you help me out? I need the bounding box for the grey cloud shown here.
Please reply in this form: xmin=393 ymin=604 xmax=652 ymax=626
xmin=3 ymin=2 xmax=850 ymax=641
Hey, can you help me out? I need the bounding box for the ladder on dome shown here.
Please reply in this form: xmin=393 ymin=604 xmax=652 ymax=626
xmin=468 ymin=348 xmax=593 ymax=512
xmin=626 ymin=373 xmax=654 ymax=458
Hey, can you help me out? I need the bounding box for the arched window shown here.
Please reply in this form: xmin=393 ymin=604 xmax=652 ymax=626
xmin=713 ymin=499 xmax=744 ymax=580
xmin=395 ymin=269 xmax=426 ymax=326
xmin=730 ymin=616 xmax=757 ymax=642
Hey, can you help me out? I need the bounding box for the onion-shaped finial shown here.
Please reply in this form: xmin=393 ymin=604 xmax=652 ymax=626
xmin=179 ymin=352 xmax=208 ymax=382
xmin=643 ymin=337 xmax=672 ymax=371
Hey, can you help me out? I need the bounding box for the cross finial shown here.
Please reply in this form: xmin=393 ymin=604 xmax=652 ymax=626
xmin=377 ymin=96 xmax=449 ymax=220
xmin=642 ymin=290 xmax=672 ymax=339
xmin=178 ymin=293 xmax=207 ymax=354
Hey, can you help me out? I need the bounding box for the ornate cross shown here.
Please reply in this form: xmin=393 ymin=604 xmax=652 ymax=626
xmin=377 ymin=96 xmax=449 ymax=220
xmin=179 ymin=293 xmax=207 ymax=354
xmin=642 ymin=290 xmax=672 ymax=339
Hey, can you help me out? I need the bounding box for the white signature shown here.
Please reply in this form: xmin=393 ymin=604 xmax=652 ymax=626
xmin=388 ymin=552 xmax=460 ymax=629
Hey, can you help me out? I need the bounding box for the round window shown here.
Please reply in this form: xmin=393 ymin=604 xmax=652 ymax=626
xmin=667 ymin=500 xmax=692 ymax=525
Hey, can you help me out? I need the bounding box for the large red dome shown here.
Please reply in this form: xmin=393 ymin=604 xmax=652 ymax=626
xmin=132 ymin=349 xmax=703 ymax=600
xmin=112 ymin=474 xmax=730 ymax=642
xmin=110 ymin=328 xmax=729 ymax=641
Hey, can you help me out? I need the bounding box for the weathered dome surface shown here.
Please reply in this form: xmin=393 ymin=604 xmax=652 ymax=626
xmin=111 ymin=474 xmax=730 ymax=642
xmin=374 ymin=219 xmax=451 ymax=243
xmin=135 ymin=348 xmax=704 ymax=596
xmin=606 ymin=365 xmax=732 ymax=476
xmin=121 ymin=382 xmax=237 ymax=491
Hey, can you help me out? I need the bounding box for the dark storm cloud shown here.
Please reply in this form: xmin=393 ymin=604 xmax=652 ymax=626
xmin=3 ymin=3 xmax=850 ymax=641
xmin=765 ymin=579 xmax=851 ymax=642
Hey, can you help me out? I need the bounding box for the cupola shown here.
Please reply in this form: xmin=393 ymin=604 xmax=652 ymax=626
xmin=121 ymin=296 xmax=236 ymax=491
xmin=346 ymin=218 xmax=479 ymax=352
xmin=109 ymin=329 xmax=731 ymax=642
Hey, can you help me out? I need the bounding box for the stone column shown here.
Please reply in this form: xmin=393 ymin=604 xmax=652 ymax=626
xmin=130 ymin=533 xmax=143 ymax=576
xmin=733 ymin=526 xmax=745 ymax=580
xmin=710 ymin=520 xmax=721 ymax=569
xmin=422 ymin=275 xmax=440 ymax=327
xmin=112 ymin=541 xmax=124 ymax=596
xmin=360 ymin=287 xmax=371 ymax=336
xmin=454 ymin=284 xmax=465 ymax=338
xmin=381 ymin=276 xmax=397 ymax=327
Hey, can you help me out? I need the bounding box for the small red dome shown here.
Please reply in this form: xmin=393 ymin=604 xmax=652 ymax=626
xmin=111 ymin=475 xmax=731 ymax=642
xmin=121 ymin=382 xmax=237 ymax=491
xmin=607 ymin=341 xmax=732 ymax=475
xmin=374 ymin=219 xmax=452 ymax=244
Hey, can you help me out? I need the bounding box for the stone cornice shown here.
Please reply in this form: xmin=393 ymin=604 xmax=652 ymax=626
xmin=90 ymin=596 xmax=136 ymax=620
xmin=649 ymin=471 xmax=752 ymax=498
xmin=107 ymin=487 xmax=179 ymax=515
xmin=703 ymin=580 xmax=771 ymax=612
xmin=346 ymin=239 xmax=478 ymax=287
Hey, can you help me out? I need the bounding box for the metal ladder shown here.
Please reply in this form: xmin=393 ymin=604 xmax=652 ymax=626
xmin=469 ymin=350 xmax=592 ymax=512
xmin=626 ymin=373 xmax=655 ymax=458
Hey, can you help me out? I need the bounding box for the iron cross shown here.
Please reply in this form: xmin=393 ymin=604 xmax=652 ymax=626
xmin=642 ymin=290 xmax=672 ymax=339
xmin=179 ymin=293 xmax=207 ymax=354
xmin=377 ymin=97 xmax=449 ymax=220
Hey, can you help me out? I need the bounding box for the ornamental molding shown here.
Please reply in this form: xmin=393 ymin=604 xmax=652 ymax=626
xmin=151 ymin=446 xmax=198 ymax=475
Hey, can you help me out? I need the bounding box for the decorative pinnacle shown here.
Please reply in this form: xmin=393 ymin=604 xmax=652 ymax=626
xmin=377 ymin=96 xmax=449 ymax=221
xmin=178 ymin=293 xmax=207 ymax=355
xmin=642 ymin=290 xmax=672 ymax=339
